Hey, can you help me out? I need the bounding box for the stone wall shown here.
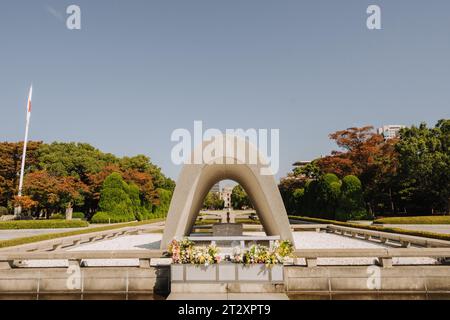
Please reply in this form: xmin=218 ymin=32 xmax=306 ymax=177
xmin=285 ymin=265 xmax=450 ymax=299
xmin=0 ymin=266 xmax=170 ymax=300
xmin=1 ymin=265 xmax=450 ymax=299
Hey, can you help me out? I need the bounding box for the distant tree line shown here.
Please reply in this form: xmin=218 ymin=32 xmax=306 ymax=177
xmin=280 ymin=120 xmax=450 ymax=220
xmin=0 ymin=142 xmax=175 ymax=220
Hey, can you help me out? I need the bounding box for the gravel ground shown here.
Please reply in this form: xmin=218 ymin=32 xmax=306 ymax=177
xmin=293 ymin=232 xmax=437 ymax=266
xmin=22 ymin=234 xmax=162 ymax=268
xmin=20 ymin=231 xmax=437 ymax=267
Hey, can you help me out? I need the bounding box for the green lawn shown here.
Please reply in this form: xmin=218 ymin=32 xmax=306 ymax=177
xmin=195 ymin=218 xmax=260 ymax=225
xmin=0 ymin=219 xmax=88 ymax=230
xmin=0 ymin=218 xmax=165 ymax=249
xmin=288 ymin=215 xmax=450 ymax=241
xmin=374 ymin=216 xmax=450 ymax=225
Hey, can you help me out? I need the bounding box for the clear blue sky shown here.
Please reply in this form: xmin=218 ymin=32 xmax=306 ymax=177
xmin=1 ymin=0 xmax=449 ymax=181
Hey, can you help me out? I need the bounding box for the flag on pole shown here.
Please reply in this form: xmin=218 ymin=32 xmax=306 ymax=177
xmin=27 ymin=86 xmax=32 ymax=113
xmin=17 ymin=85 xmax=33 ymax=212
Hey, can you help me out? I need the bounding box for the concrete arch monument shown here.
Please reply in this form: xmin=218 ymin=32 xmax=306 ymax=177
xmin=161 ymin=134 xmax=293 ymax=249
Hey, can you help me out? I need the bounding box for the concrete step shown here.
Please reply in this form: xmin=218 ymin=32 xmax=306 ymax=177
xmin=167 ymin=293 xmax=289 ymax=300
xmin=171 ymin=282 xmax=285 ymax=294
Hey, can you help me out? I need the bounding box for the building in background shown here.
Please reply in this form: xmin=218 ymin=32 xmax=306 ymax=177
xmin=221 ymin=186 xmax=233 ymax=208
xmin=377 ymin=125 xmax=406 ymax=140
xmin=210 ymin=182 xmax=221 ymax=194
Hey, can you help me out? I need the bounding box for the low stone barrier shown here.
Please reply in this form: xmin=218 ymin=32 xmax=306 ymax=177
xmin=285 ymin=265 xmax=450 ymax=298
xmin=327 ymin=224 xmax=450 ymax=248
xmin=293 ymin=248 xmax=450 ymax=268
xmin=0 ymin=248 xmax=449 ymax=299
xmin=0 ymin=265 xmax=170 ymax=299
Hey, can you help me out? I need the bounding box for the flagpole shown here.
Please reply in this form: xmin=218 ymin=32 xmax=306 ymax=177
xmin=16 ymin=85 xmax=33 ymax=216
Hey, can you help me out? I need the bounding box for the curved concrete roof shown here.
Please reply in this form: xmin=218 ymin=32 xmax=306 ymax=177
xmin=161 ymin=134 xmax=293 ymax=249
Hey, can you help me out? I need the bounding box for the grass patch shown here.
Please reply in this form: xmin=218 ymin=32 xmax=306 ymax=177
xmin=288 ymin=215 xmax=450 ymax=242
xmin=195 ymin=219 xmax=221 ymax=225
xmin=374 ymin=216 xmax=450 ymax=225
xmin=195 ymin=218 xmax=261 ymax=226
xmin=235 ymin=218 xmax=260 ymax=225
xmin=0 ymin=218 xmax=165 ymax=249
xmin=0 ymin=219 xmax=88 ymax=230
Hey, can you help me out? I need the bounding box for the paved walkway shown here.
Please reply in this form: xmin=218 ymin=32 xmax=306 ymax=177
xmin=0 ymin=228 xmax=81 ymax=240
xmin=0 ymin=221 xmax=162 ymax=241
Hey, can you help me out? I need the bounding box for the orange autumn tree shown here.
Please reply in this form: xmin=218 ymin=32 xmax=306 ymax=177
xmin=0 ymin=141 xmax=42 ymax=207
xmin=316 ymin=126 xmax=399 ymax=214
xmin=12 ymin=195 xmax=38 ymax=213
xmin=23 ymin=171 xmax=87 ymax=218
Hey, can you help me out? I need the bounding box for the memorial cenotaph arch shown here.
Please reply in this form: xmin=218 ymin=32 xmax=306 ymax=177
xmin=161 ymin=134 xmax=294 ymax=249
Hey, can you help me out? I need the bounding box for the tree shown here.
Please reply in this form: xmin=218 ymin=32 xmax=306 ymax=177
xmin=12 ymin=195 xmax=38 ymax=214
xmin=23 ymin=171 xmax=87 ymax=217
xmin=126 ymin=183 xmax=144 ymax=217
xmin=299 ymin=174 xmax=341 ymax=219
xmin=0 ymin=141 xmax=42 ymax=207
xmin=203 ymin=192 xmax=224 ymax=210
xmin=38 ymin=142 xmax=117 ymax=180
xmin=278 ymin=174 xmax=307 ymax=214
xmin=293 ymin=161 xmax=322 ymax=180
xmin=98 ymin=172 xmax=133 ymax=216
xmin=395 ymin=120 xmax=450 ymax=214
xmin=231 ymin=185 xmax=252 ymax=210
xmin=153 ymin=188 xmax=173 ymax=218
xmin=336 ymin=175 xmax=367 ymax=221
xmin=120 ymin=155 xmax=175 ymax=191
xmin=316 ymin=126 xmax=399 ymax=214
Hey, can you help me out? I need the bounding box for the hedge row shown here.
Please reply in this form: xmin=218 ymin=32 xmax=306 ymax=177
xmin=0 ymin=218 xmax=165 ymax=249
xmin=91 ymin=211 xmax=136 ymax=224
xmin=0 ymin=219 xmax=89 ymax=230
xmin=50 ymin=212 xmax=85 ymax=220
xmin=288 ymin=215 xmax=450 ymax=242
xmin=374 ymin=216 xmax=450 ymax=225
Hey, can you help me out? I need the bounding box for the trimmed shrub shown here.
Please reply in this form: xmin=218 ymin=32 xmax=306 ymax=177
xmin=0 ymin=206 xmax=8 ymax=216
xmin=336 ymin=175 xmax=367 ymax=221
xmin=303 ymin=173 xmax=341 ymax=219
xmin=50 ymin=213 xmax=66 ymax=220
xmin=125 ymin=183 xmax=151 ymax=221
xmin=96 ymin=172 xmax=152 ymax=223
xmin=0 ymin=220 xmax=88 ymax=229
xmin=153 ymin=188 xmax=172 ymax=218
xmin=99 ymin=173 xmax=133 ymax=215
xmin=90 ymin=211 xmax=135 ymax=224
xmin=72 ymin=212 xmax=85 ymax=219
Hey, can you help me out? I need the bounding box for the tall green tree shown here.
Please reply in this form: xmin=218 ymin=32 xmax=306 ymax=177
xmin=203 ymin=192 xmax=224 ymax=210
xmin=98 ymin=172 xmax=133 ymax=216
xmin=153 ymin=188 xmax=172 ymax=218
xmin=395 ymin=120 xmax=450 ymax=214
xmin=231 ymin=185 xmax=252 ymax=210
xmin=336 ymin=175 xmax=367 ymax=221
